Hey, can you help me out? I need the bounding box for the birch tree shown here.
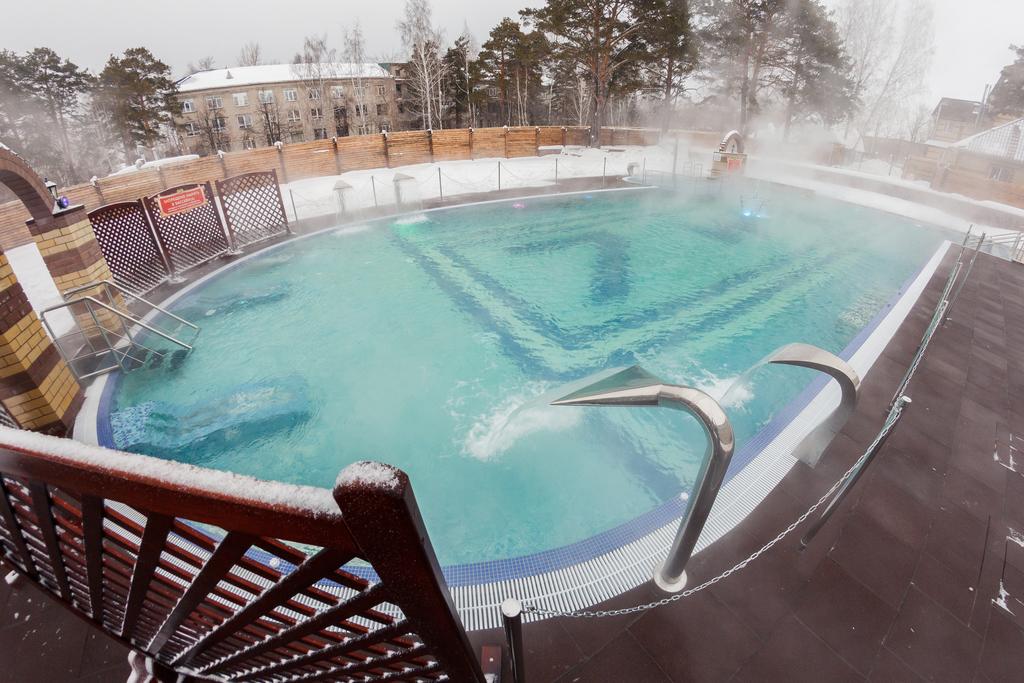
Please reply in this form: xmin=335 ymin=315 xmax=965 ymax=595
xmin=398 ymin=0 xmax=446 ymax=129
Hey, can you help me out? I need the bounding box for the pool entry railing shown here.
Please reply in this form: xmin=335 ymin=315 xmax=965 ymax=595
xmin=551 ymin=365 xmax=736 ymax=593
xmin=41 ymin=279 xmax=200 ymax=380
xmin=0 ymin=429 xmax=485 ymax=682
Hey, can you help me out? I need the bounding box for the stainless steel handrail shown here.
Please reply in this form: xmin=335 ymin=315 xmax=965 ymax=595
xmin=63 ymin=279 xmax=200 ymax=334
xmin=44 ymin=297 xmax=194 ymax=351
xmin=551 ymin=365 xmax=734 ymax=593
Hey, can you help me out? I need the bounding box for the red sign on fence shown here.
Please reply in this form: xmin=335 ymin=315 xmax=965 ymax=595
xmin=157 ymin=186 xmax=207 ymax=217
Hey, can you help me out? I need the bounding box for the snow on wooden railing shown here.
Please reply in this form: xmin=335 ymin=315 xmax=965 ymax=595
xmin=0 ymin=427 xmax=483 ymax=682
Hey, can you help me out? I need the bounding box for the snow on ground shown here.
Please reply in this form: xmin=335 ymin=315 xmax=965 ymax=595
xmin=746 ymin=157 xmax=1021 ymax=240
xmin=281 ymin=143 xmax=1023 ymax=244
xmin=281 ymin=144 xmax=686 ymax=221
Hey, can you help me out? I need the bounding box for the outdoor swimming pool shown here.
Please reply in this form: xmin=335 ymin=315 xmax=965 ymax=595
xmin=101 ymin=184 xmax=949 ymax=567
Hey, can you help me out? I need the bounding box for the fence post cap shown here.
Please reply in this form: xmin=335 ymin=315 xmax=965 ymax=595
xmin=334 ymin=461 xmax=407 ymax=499
xmin=274 ymin=141 xmax=283 ymax=150
xmin=501 ymin=598 xmax=523 ymax=618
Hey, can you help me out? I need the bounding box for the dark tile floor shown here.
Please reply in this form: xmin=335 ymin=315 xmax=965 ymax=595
xmin=5 ymin=248 xmax=1024 ymax=682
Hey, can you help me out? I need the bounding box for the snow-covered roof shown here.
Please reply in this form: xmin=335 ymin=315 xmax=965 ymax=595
xmin=954 ymin=117 xmax=1024 ymax=163
xmin=176 ymin=63 xmax=390 ymax=93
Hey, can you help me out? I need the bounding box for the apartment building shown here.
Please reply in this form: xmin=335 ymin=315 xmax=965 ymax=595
xmin=173 ymin=63 xmax=399 ymax=154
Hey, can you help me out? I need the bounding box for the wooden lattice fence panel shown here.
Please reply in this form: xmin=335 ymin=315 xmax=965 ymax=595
xmin=0 ymin=431 xmax=483 ymax=682
xmin=215 ymin=171 xmax=290 ymax=250
xmin=141 ymin=183 xmax=229 ymax=276
xmin=87 ymin=201 xmax=170 ymax=295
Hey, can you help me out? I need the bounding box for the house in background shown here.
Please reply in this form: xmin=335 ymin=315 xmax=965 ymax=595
xmin=928 ymin=98 xmax=986 ymax=143
xmin=172 ymin=64 xmax=398 ymax=155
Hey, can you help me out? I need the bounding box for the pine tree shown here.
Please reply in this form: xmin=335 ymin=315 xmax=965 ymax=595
xmin=989 ymin=45 xmax=1024 ymax=117
xmin=643 ymin=0 xmax=697 ymax=132
xmin=770 ymin=0 xmax=855 ymax=138
xmin=20 ymin=48 xmax=93 ymax=179
xmin=96 ymin=47 xmax=176 ymax=160
xmin=522 ymin=0 xmax=650 ymax=141
xmin=442 ymin=36 xmax=473 ymax=128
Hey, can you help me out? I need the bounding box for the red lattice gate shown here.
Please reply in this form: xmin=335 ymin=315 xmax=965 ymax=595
xmin=0 ymin=431 xmax=485 ymax=682
xmin=142 ymin=183 xmax=230 ymax=277
xmin=216 ymin=170 xmax=290 ymax=250
xmin=86 ymin=201 xmax=171 ymax=295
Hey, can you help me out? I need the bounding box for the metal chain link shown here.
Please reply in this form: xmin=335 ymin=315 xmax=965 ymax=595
xmin=523 ymin=401 xmax=908 ymax=619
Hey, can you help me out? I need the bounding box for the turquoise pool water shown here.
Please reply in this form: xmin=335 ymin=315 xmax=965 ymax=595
xmin=107 ymin=184 xmax=948 ymax=565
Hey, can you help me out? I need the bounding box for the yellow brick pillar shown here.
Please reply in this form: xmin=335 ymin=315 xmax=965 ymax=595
xmin=28 ymin=207 xmax=123 ymax=336
xmin=0 ymin=251 xmax=82 ymax=435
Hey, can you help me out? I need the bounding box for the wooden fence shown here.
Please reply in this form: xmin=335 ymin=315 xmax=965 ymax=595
xmin=0 ymin=430 xmax=485 ymax=681
xmin=0 ymin=125 xmax=721 ymax=250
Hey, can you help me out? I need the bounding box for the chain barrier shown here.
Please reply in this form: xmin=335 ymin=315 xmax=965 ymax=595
xmin=523 ymin=398 xmax=909 ymax=619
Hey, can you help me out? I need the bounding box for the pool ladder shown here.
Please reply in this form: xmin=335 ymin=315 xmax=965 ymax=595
xmin=41 ymin=280 xmax=200 ymax=381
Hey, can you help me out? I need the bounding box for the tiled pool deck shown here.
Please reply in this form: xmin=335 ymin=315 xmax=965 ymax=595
xmin=4 ymin=215 xmax=1024 ymax=681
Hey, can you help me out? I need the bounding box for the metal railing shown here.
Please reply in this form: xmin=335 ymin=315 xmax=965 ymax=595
xmin=41 ymin=280 xmax=199 ymax=380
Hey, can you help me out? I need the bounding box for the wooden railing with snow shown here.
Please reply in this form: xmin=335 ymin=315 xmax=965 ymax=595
xmin=0 ymin=428 xmax=484 ymax=682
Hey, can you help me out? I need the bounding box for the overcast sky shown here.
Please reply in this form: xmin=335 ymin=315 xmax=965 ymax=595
xmin=1 ymin=0 xmax=1021 ymax=104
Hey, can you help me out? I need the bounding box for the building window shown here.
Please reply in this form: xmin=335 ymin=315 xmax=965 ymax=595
xmin=395 ymin=83 xmax=402 ymax=94
xmin=354 ymin=85 xmax=365 ymax=97
xmin=258 ymin=90 xmax=274 ymax=104
xmin=398 ymin=102 xmax=404 ymax=114
xmin=233 ymin=92 xmax=249 ymax=107
xmin=356 ymin=104 xmax=368 ymax=116
xmin=314 ymin=127 xmax=329 ymax=140
xmin=213 ymin=116 xmax=227 ymax=132
xmin=330 ymin=85 xmax=345 ymax=99
xmin=184 ymin=122 xmax=200 ymax=137
xmin=284 ymin=88 xmax=298 ymax=102
xmin=310 ymin=107 xmax=324 ymax=120
xmin=181 ymin=99 xmax=195 ymax=113
xmin=379 ymin=120 xmax=390 ymax=132
xmin=376 ymin=103 xmax=389 ymax=116
xmin=287 ymin=109 xmax=302 ymax=123
xmin=290 ymin=131 xmax=305 ymax=143
xmin=357 ymin=124 xmax=370 ymax=135
xmin=206 ymin=96 xmax=223 ymax=110
xmin=334 ymin=105 xmax=347 ymax=120
xmin=237 ymin=113 xmax=254 ymax=129
xmin=242 ymin=137 xmax=257 ymax=150
xmin=308 ymin=87 xmax=321 ymax=100
xmin=990 ymin=166 xmax=1014 ymax=183
xmin=376 ymin=85 xmax=386 ymax=96
xmin=487 ymin=86 xmax=499 ymax=97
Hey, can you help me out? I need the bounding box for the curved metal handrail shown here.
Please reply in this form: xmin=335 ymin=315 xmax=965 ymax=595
xmin=551 ymin=343 xmax=859 ymax=593
xmin=766 ymin=343 xmax=860 ymax=466
xmin=552 ymin=365 xmax=735 ymax=593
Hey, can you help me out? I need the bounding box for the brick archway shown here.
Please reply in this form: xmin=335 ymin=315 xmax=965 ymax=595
xmin=0 ymin=146 xmax=85 ymax=434
xmin=0 ymin=146 xmax=55 ymax=224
